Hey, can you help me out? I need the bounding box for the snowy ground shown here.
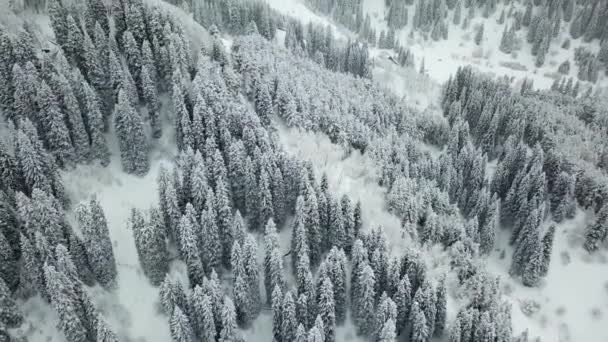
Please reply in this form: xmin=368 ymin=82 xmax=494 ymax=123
xmin=362 ymin=0 xmax=607 ymax=91
xmin=487 ymin=210 xmax=608 ymax=342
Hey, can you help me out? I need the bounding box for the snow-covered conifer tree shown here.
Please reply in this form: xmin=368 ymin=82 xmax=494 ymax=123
xmin=76 ymin=198 xmax=117 ymax=287
xmin=113 ymin=89 xmax=149 ymax=175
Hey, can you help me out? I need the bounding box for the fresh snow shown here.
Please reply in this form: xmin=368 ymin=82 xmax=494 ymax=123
xmin=487 ymin=209 xmax=608 ymax=342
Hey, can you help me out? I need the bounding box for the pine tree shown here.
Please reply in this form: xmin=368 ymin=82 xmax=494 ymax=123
xmin=48 ymin=0 xmax=69 ymax=47
xmin=51 ymin=73 xmax=90 ymax=164
xmin=19 ymin=233 xmax=44 ymax=297
xmin=378 ymin=318 xmax=396 ymax=342
xmin=243 ymin=234 xmax=261 ymax=317
xmin=354 ymin=262 xmax=375 ymax=336
xmin=272 ymin=285 xmax=283 ymax=342
xmin=374 ymin=292 xmax=397 ymax=340
xmin=411 ymin=301 xmax=429 ymax=342
xmin=214 ymin=177 xmax=234 ymax=269
xmin=96 ymin=315 xmax=119 ymax=342
xmin=353 ymin=201 xmax=362 ymax=239
xmin=179 ymin=213 xmax=205 ymax=287
xmin=307 ymin=325 xmax=324 ymax=342
xmin=123 ymin=31 xmax=142 ymax=87
xmin=394 ymin=275 xmax=411 ymax=334
xmin=0 ymin=277 xmax=22 ymax=327
xmin=76 ymin=198 xmax=117 ymax=287
xmin=265 ymin=219 xmax=284 ymax=302
xmin=132 ymin=208 xmax=168 ymax=285
xmin=141 ymin=64 xmax=161 ymax=138
xmin=159 ymin=275 xmax=188 ymax=316
xmin=82 ymin=83 xmax=110 ymax=166
xmin=0 ymin=230 xmax=18 ymax=291
xmin=37 ymin=80 xmax=75 ymax=167
xmin=540 ymin=224 xmax=555 ymax=276
xmin=66 ymin=15 xmax=85 ymax=68
xmin=318 ymin=277 xmax=336 ymax=342
xmin=170 ymin=306 xmax=195 ymax=342
xmin=113 ymin=89 xmax=149 ymax=175
xmin=296 ymin=293 xmax=309 ymax=329
xmin=281 ymin=291 xmax=297 ymax=342
xmin=201 ymin=207 xmax=221 ymax=271
xmin=189 ymin=286 xmax=216 ymax=342
xmin=44 ymin=264 xmax=88 ymax=342
xmin=434 ymin=276 xmax=447 ymax=337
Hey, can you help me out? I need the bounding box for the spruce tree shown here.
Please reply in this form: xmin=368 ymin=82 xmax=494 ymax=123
xmin=44 ymin=264 xmax=88 ymax=342
xmin=318 ymin=277 xmax=336 ymax=342
xmin=281 ymin=291 xmax=297 ymax=342
xmin=113 ymin=89 xmax=149 ymax=175
xmin=189 ymin=286 xmax=216 ymax=342
xmin=179 ymin=213 xmax=205 ymax=287
xmin=159 ymin=275 xmax=188 ymax=316
xmin=394 ymin=275 xmax=412 ymax=334
xmin=434 ymin=276 xmax=447 ymax=337
xmin=132 ymin=208 xmax=168 ymax=285
xmin=0 ymin=277 xmax=22 ymax=327
xmin=272 ymin=285 xmax=283 ymax=342
xmin=141 ymin=64 xmax=161 ymax=138
xmin=96 ymin=315 xmax=119 ymax=342
xmin=82 ymin=80 xmax=110 ymax=166
xmin=170 ymin=306 xmax=195 ymax=342
xmin=37 ymin=80 xmax=75 ymax=167
xmin=76 ymin=198 xmax=117 ymax=287
xmin=201 ymin=207 xmax=221 ymax=271
xmin=411 ymin=301 xmax=429 ymax=342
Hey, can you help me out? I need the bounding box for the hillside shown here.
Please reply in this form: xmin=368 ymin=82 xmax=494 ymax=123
xmin=1 ymin=0 xmax=608 ymax=342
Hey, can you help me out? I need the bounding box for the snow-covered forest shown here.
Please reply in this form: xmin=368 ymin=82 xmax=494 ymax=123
xmin=1 ymin=0 xmax=608 ymax=341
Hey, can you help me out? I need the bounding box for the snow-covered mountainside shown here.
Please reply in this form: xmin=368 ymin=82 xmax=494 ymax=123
xmin=1 ymin=0 xmax=608 ymax=342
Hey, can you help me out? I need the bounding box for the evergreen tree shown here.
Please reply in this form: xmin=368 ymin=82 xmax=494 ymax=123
xmin=76 ymin=198 xmax=117 ymax=287
xmin=281 ymin=291 xmax=298 ymax=342
xmin=113 ymin=89 xmax=149 ymax=175
xmin=132 ymin=208 xmax=168 ymax=285
xmin=44 ymin=264 xmax=88 ymax=342
xmin=66 ymin=15 xmax=85 ymax=67
xmin=170 ymin=306 xmax=195 ymax=342
xmin=0 ymin=230 xmax=18 ymax=291
xmin=540 ymin=224 xmax=555 ymax=276
xmin=48 ymin=0 xmax=69 ymax=47
xmin=378 ymin=318 xmax=396 ymax=342
xmin=141 ymin=64 xmax=161 ymax=138
xmin=51 ymin=73 xmax=90 ymax=164
xmin=159 ymin=275 xmax=188 ymax=316
xmin=219 ymin=297 xmax=240 ymax=342
xmin=354 ymin=262 xmax=375 ymax=336
xmin=179 ymin=213 xmax=205 ymax=287
xmin=411 ymin=301 xmax=429 ymax=342
xmin=434 ymin=276 xmax=447 ymax=337
xmin=201 ymin=207 xmax=221 ymax=271
xmin=272 ymin=285 xmax=283 ymax=342
xmin=189 ymin=286 xmax=216 ymax=342
xmin=318 ymin=277 xmax=336 ymax=342
xmin=37 ymin=80 xmax=75 ymax=167
xmin=0 ymin=277 xmax=22 ymax=327
xmin=96 ymin=315 xmax=119 ymax=342
xmin=19 ymin=233 xmax=44 ymax=297
xmin=394 ymin=275 xmax=411 ymax=334
xmin=243 ymin=234 xmax=261 ymax=317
